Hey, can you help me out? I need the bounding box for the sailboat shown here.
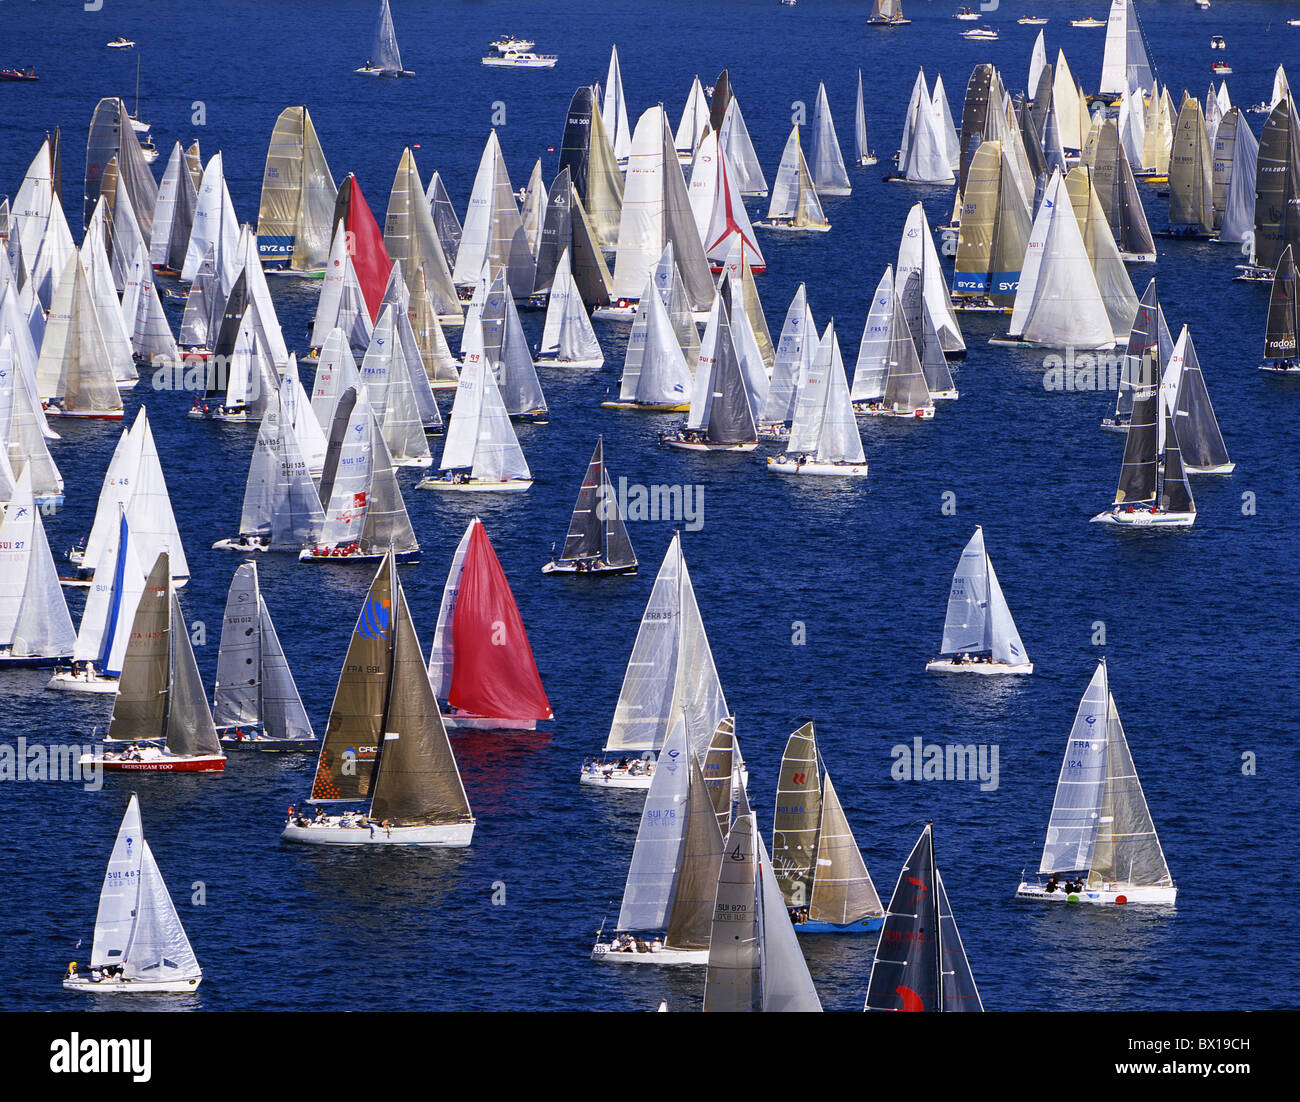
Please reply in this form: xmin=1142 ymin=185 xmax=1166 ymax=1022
xmin=951 ymin=140 xmax=1031 ymax=312
xmin=755 ymin=125 xmax=830 ymax=233
xmin=213 ymin=561 xmax=317 ymax=751
xmin=591 ymin=717 xmax=729 ymax=965
xmin=771 ymin=722 xmax=885 ymax=933
xmin=88 ymin=552 xmax=227 ymax=773
xmin=34 ymin=255 xmax=124 ymax=419
xmin=864 ymin=823 xmax=983 ymax=1011
xmin=855 ymin=70 xmax=877 ymax=166
xmin=1160 ymin=326 xmax=1233 ymax=475
xmin=580 ymin=533 xmax=729 ymax=789
xmin=603 ymin=272 xmax=693 ymax=411
xmin=299 ymin=385 xmax=422 ymax=562
xmin=1262 ymin=245 xmax=1300 ymax=371
xmin=0 ymin=469 xmax=76 ymax=667
xmin=768 ymin=321 xmax=868 ymax=476
xmin=662 ymin=297 xmax=760 ymax=451
xmin=1238 ymin=98 xmax=1300 ymax=281
xmin=868 ymin=0 xmax=911 ymax=26
xmin=542 ymin=437 xmax=637 ymax=575
xmin=535 ymin=248 xmax=604 ymax=367
xmin=808 ymin=83 xmax=851 ymax=197
xmin=355 ymin=0 xmax=414 ymax=77
xmin=1092 ymin=325 xmax=1196 ymax=526
xmin=426 ymin=517 xmax=553 ymax=731
xmin=1016 ymin=661 xmax=1177 ymax=905
xmin=63 ymin=795 xmax=203 ymax=993
xmin=1098 ymin=0 xmax=1154 ymax=99
xmin=48 ymin=509 xmax=145 ymax=693
xmin=417 ymin=350 xmax=532 ymax=491
xmin=1102 ymin=278 xmax=1171 ymax=432
xmin=702 ymin=812 xmax=823 ymax=1010
xmin=283 ymin=552 xmax=475 ymax=846
xmin=256 ymin=106 xmax=337 ymax=273
xmin=1165 ymin=98 xmax=1215 ymax=238
xmin=925 ymin=526 xmax=1032 ymax=674
xmin=852 ymin=273 xmax=936 ymax=419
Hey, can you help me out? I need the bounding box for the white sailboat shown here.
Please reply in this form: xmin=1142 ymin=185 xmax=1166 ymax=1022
xmin=768 ymin=321 xmax=868 ymax=476
xmin=418 ymin=351 xmax=532 ymax=491
xmin=855 ymin=69 xmax=877 ymax=165
xmin=214 ymin=561 xmax=317 ymax=751
xmin=355 ymin=0 xmax=414 ymax=77
xmin=755 ymin=125 xmax=830 ymax=233
xmin=604 ymin=273 xmax=693 ymax=411
xmin=602 ymin=46 xmax=633 ymax=167
xmin=1162 ymin=326 xmax=1233 ymax=474
xmin=536 ymin=249 xmax=603 ymax=367
xmin=580 ymin=534 xmax=729 ymax=789
xmin=542 ymin=437 xmax=637 ymax=575
xmin=0 ymin=469 xmax=76 ymax=667
xmin=34 ymin=255 xmax=123 ymax=419
xmin=702 ymin=811 xmax=823 ymax=1010
xmin=662 ymin=297 xmax=760 ymax=451
xmin=757 ymin=284 xmax=817 ymax=440
xmin=592 ymin=717 xmax=730 ymax=965
xmin=283 ymin=552 xmax=476 ymax=846
xmin=853 ymin=274 xmax=935 ymax=419
xmin=256 ymin=105 xmax=337 ymax=272
xmin=63 ymin=795 xmax=203 ymax=993
xmin=808 ymin=82 xmax=851 ymax=196
xmin=1098 ymin=0 xmax=1154 ymax=99
xmin=925 ymin=526 xmax=1032 ymax=674
xmin=48 ymin=508 xmax=145 ymax=693
xmin=358 ymin=304 xmax=435 ymax=468
xmin=452 ymin=131 xmax=534 ymax=300
xmin=88 ymin=552 xmax=227 ymax=773
xmin=771 ymin=722 xmax=885 ymax=934
xmin=0 ymin=334 xmax=63 ymax=506
xmin=1016 ymin=661 xmax=1177 ymax=905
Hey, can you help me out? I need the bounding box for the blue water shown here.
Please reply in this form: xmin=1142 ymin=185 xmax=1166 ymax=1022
xmin=1 ymin=0 xmax=1297 ymax=1013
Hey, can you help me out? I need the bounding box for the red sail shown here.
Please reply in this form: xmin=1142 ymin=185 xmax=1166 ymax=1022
xmin=449 ymin=521 xmax=553 ymax=721
xmin=340 ymin=174 xmax=392 ymax=322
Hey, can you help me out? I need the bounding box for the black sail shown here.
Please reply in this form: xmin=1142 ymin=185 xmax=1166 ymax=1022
xmin=1265 ymin=245 xmax=1298 ymax=360
xmin=958 ymin=64 xmax=993 ymax=193
xmin=1115 ymin=349 xmax=1159 ymax=505
xmin=705 ymin=304 xmax=757 ymax=444
xmin=532 ymin=167 xmax=573 ymax=296
xmin=1254 ymin=100 xmax=1300 ymax=271
xmin=206 ymin=269 xmax=249 ymax=402
xmin=558 ymin=86 xmax=595 ymax=200
xmin=559 ymin=437 xmax=605 ymax=562
xmin=1158 ymin=402 xmax=1195 ymax=515
xmin=709 ymin=70 xmax=732 ymax=134
xmin=865 ymin=824 xmax=940 ymax=1011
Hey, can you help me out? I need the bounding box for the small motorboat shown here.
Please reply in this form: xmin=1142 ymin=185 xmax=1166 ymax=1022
xmin=954 ymin=6 xmax=980 ymax=19
xmin=1019 ymin=15 xmax=1049 ymax=24
xmin=1210 ymin=35 xmax=1226 ymax=49
xmin=489 ymin=34 xmax=535 ymax=51
xmin=0 ymin=67 xmax=38 ymax=81
xmin=1194 ymin=0 xmax=1211 ymax=9
xmin=1211 ymin=61 xmax=1232 ymax=75
xmin=1070 ymin=17 xmax=1105 ymax=27
xmin=106 ymin=37 xmax=135 ymax=48
xmin=961 ymin=27 xmax=998 ymax=39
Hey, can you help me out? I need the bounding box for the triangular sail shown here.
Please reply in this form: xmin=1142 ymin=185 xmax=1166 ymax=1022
xmin=809 ymin=773 xmax=884 ymax=925
xmin=772 ymin=722 xmax=822 ymax=907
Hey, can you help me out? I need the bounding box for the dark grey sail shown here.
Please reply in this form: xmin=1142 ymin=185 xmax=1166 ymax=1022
xmin=958 ymin=64 xmax=993 ymax=193
xmin=167 ymin=157 xmax=199 ymax=274
xmin=1113 ymin=278 xmax=1171 ymax=423
xmin=532 ymin=167 xmax=573 ymax=297
xmin=1094 ymin=119 xmax=1155 ymax=260
xmin=1254 ymin=100 xmax=1300 ymax=272
xmin=84 ymin=97 xmax=158 ymax=246
xmin=934 ymin=864 xmax=983 ymax=1011
xmin=164 ymin=589 xmax=222 ymax=757
xmin=1265 ymin=245 xmax=1299 ymax=360
xmin=1157 ymin=400 xmax=1195 ymax=515
xmin=709 ymin=70 xmax=732 ymax=135
xmin=558 ymin=87 xmax=596 ymax=201
xmin=1170 ymin=332 xmax=1231 ymax=471
xmin=426 ymin=172 xmax=462 ymax=268
xmin=864 ymin=824 xmax=941 ymax=1011
xmin=368 ymin=560 xmax=473 ymax=826
xmin=316 ymin=386 xmax=357 ymax=515
xmin=1114 ymin=349 xmax=1159 ymax=505
xmin=569 ymin=185 xmax=613 ymax=309
xmin=205 ymin=269 xmax=249 ymax=403
xmin=704 ymin=305 xmax=758 ymax=444
xmin=1017 ymin=98 xmax=1049 ymax=183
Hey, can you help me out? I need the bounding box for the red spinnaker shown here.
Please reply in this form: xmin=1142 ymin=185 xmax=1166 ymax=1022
xmin=449 ymin=521 xmax=553 ymax=721
xmin=341 ymin=175 xmax=392 ymax=322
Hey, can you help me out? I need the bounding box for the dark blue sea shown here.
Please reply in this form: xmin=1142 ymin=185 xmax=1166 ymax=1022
xmin=1 ymin=0 xmax=1297 ymax=1015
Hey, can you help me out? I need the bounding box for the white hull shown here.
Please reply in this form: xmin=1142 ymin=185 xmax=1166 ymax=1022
xmin=63 ymin=973 xmax=200 ymax=993
xmin=754 ymin=220 xmax=831 ymax=233
xmin=282 ymin=817 xmax=474 ymax=846
xmin=1015 ymin=881 xmax=1177 ymax=905
xmin=212 ymin=537 xmax=270 ymax=552
xmin=47 ymin=670 xmax=118 ymax=693
xmin=1184 ymin=462 xmax=1235 ymax=475
xmin=590 ymin=941 xmax=709 ymax=965
xmin=1259 ymin=362 xmax=1300 ymax=373
xmin=441 ymin=710 xmax=540 ymax=731
xmin=534 ymin=356 xmax=604 ymax=369
xmin=926 ymin=658 xmax=1033 ymax=675
xmin=928 ymin=388 xmax=959 ymax=400
xmin=767 ymin=457 xmax=868 ymax=477
xmin=417 ymin=477 xmax=533 ymax=492
xmin=591 ymin=304 xmax=638 ymax=322
xmin=662 ymin=438 xmax=758 ymax=452
xmin=1091 ymin=508 xmax=1196 ymax=528
xmin=855 ymin=403 xmax=935 ymax=419
xmin=580 ymin=765 xmax=655 ymax=788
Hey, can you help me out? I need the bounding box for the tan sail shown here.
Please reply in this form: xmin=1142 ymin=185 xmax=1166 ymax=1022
xmin=772 ymin=722 xmax=821 ymax=907
xmin=808 ymin=773 xmax=884 ymax=924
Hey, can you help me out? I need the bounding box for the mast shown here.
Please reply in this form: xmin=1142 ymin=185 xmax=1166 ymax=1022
xmin=364 ymin=552 xmax=401 ymax=813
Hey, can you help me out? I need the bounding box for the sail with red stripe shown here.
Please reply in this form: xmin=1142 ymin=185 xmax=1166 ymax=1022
xmin=334 ymin=174 xmax=392 ymax=321
xmin=448 ymin=518 xmax=552 ymax=722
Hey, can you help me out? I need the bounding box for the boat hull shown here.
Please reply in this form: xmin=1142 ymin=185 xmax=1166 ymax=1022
xmin=417 ymin=477 xmax=533 ymax=492
xmin=534 ymin=356 xmax=604 ymax=369
xmin=1183 ymin=462 xmax=1235 ymax=475
xmin=542 ymin=560 xmax=637 ymax=575
xmin=47 ymin=670 xmax=118 ymax=693
xmin=754 ymin=220 xmax=831 ymax=233
xmin=299 ymin=548 xmax=421 ymax=564
xmin=579 ymin=765 xmax=655 ymax=789
xmin=212 ymin=537 xmax=271 ymax=552
xmin=1015 ymin=881 xmax=1177 ymax=905
xmin=926 ymin=658 xmax=1033 ymax=675
xmin=219 ymin=733 xmax=316 ymax=752
xmin=854 ymin=403 xmax=934 ymax=419
xmin=281 ymin=819 xmax=474 ymax=846
xmin=0 ymin=651 xmax=67 ymax=669
xmin=600 ymin=400 xmax=690 ymax=412
xmin=794 ymin=916 xmax=885 ymax=934
xmin=767 ymin=457 xmax=869 ymax=477
xmin=661 ymin=438 xmax=758 ymax=452
xmin=63 ymin=974 xmax=200 ymax=993
xmin=82 ymin=751 xmax=226 ymax=773
xmin=590 ymin=941 xmax=708 ymax=965
xmin=1091 ymin=509 xmax=1196 ymax=528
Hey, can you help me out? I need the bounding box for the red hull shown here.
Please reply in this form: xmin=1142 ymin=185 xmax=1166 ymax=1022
xmin=101 ymin=758 xmax=226 ymax=773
